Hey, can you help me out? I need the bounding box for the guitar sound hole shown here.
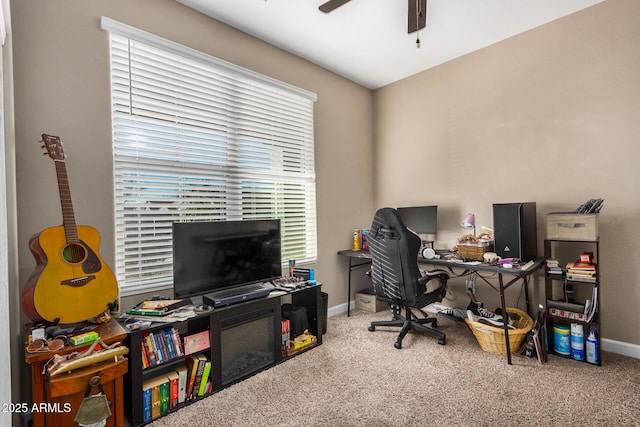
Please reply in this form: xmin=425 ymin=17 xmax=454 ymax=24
xmin=62 ymin=243 xmax=87 ymax=263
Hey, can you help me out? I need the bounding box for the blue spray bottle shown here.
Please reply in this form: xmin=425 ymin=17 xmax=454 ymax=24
xmin=586 ymin=328 xmax=599 ymax=364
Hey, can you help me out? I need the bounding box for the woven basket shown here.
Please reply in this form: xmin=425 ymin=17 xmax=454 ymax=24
xmin=465 ymin=308 xmax=533 ymax=356
xmin=457 ymin=241 xmax=494 ymax=261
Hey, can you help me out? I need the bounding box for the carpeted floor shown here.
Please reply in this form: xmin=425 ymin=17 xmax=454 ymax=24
xmin=149 ymin=309 xmax=640 ymax=427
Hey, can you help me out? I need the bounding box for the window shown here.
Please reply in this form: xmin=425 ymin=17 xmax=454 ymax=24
xmin=102 ymin=18 xmax=317 ymax=296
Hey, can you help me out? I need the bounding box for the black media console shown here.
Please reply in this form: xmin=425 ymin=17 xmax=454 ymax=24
xmin=122 ymin=284 xmax=323 ymax=426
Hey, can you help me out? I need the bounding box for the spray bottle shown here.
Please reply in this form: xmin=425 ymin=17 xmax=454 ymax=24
xmin=586 ymin=327 xmax=599 ymax=364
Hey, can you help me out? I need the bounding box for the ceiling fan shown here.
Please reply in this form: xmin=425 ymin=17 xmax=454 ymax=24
xmin=319 ymin=0 xmax=427 ymax=34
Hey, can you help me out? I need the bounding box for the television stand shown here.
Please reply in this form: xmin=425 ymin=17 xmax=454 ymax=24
xmin=122 ymin=284 xmax=323 ymax=426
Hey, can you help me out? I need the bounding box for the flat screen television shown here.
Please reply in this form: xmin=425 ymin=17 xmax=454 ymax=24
xmin=396 ymin=205 xmax=438 ymax=241
xmin=172 ymin=219 xmax=282 ymax=299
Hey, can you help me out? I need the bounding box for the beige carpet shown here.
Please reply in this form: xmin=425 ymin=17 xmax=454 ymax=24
xmin=149 ymin=309 xmax=640 ymax=426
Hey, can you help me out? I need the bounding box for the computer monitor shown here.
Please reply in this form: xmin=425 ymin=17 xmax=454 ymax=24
xmin=396 ymin=205 xmax=438 ymax=242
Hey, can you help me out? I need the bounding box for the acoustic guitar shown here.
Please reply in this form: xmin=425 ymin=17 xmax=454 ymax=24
xmin=21 ymin=134 xmax=119 ymax=324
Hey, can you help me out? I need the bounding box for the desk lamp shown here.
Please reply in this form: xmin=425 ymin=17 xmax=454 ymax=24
xmin=461 ymin=213 xmax=476 ymax=236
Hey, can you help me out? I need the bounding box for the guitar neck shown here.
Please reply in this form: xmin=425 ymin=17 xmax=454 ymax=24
xmin=54 ymin=160 xmax=79 ymax=242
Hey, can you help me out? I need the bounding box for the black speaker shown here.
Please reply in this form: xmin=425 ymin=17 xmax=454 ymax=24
xmin=493 ymin=202 xmax=537 ymax=261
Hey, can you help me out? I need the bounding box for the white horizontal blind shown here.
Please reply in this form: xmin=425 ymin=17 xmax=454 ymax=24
xmin=103 ymin=19 xmax=317 ymax=296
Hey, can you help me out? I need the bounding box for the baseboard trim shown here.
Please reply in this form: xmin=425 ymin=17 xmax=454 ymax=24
xmin=327 ymin=301 xmax=352 ymax=318
xmin=327 ymin=303 xmax=640 ymax=360
xmin=602 ymin=338 xmax=640 ymax=359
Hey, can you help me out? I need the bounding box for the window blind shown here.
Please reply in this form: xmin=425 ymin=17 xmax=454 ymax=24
xmin=102 ymin=18 xmax=317 ymax=296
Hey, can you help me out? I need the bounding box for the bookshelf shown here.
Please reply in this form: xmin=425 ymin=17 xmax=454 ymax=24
xmin=122 ymin=284 xmax=323 ymax=426
xmin=544 ymin=239 xmax=601 ymax=365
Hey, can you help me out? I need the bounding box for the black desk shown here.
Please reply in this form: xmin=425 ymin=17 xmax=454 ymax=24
xmin=338 ymin=248 xmax=545 ymax=364
xmin=419 ymin=255 xmax=545 ymax=364
xmin=337 ymin=249 xmax=372 ymax=317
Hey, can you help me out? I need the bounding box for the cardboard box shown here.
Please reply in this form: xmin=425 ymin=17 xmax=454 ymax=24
xmin=546 ymin=213 xmax=599 ymax=240
xmin=355 ymin=289 xmax=388 ymax=313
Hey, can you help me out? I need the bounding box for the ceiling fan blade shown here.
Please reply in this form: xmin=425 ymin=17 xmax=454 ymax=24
xmin=408 ymin=0 xmax=427 ymax=34
xmin=319 ymin=0 xmax=352 ymax=13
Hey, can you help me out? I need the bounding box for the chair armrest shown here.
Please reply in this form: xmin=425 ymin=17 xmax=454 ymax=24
xmin=419 ymin=269 xmax=449 ymax=285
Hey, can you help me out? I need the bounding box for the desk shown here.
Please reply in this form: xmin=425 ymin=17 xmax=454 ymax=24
xmin=419 ymin=256 xmax=545 ymax=364
xmin=338 ymin=248 xmax=545 ymax=364
xmin=337 ymin=249 xmax=372 ymax=317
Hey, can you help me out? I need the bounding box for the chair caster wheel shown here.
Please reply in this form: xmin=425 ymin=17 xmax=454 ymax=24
xmin=394 ymin=341 xmax=402 ymax=349
xmin=432 ymin=321 xmax=438 ymax=328
xmin=368 ymin=326 xmax=375 ymax=332
xmin=438 ymin=337 xmax=446 ymax=345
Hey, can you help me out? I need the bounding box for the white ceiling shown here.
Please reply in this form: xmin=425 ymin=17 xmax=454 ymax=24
xmin=177 ymin=0 xmax=604 ymax=89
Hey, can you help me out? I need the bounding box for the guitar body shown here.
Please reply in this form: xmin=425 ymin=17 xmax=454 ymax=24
xmin=22 ymin=224 xmax=119 ymax=324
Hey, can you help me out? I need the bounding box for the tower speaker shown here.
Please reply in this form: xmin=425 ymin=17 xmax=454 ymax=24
xmin=493 ymin=202 xmax=537 ymax=262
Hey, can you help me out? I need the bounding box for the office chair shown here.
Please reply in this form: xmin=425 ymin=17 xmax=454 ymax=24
xmin=367 ymin=207 xmax=449 ymax=348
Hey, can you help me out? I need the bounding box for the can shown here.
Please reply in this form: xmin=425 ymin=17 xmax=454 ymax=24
xmin=553 ymin=323 xmax=570 ymax=356
xmin=570 ymin=323 xmax=584 ymax=361
xmin=353 ymin=229 xmax=362 ymax=251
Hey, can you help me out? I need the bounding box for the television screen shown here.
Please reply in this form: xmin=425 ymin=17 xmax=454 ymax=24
xmin=396 ymin=205 xmax=438 ymax=238
xmin=172 ymin=219 xmax=282 ymax=299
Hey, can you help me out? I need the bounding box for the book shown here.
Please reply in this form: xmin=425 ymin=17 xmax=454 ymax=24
xmin=126 ymin=298 xmax=192 ymax=316
xmin=191 ymin=354 xmax=208 ymax=399
xmin=531 ymin=310 xmax=547 ymax=364
xmin=172 ymin=328 xmax=183 ymax=357
xmin=141 ymin=340 xmax=149 ymax=369
xmin=167 ymin=371 xmax=180 ymax=410
xmin=175 ymin=365 xmax=188 ymax=404
xmin=158 ymin=332 xmax=171 ymax=361
xmin=183 ymin=330 xmax=211 ymax=356
xmin=281 ymin=319 xmax=290 ymax=357
xmin=143 ymin=375 xmax=167 ymax=420
xmin=142 ymin=333 xmax=157 ymax=367
xmin=153 ymin=333 xmax=165 ymax=363
xmin=566 ymin=275 xmax=596 ymax=283
xmin=197 ymin=361 xmax=212 ymax=397
xmin=159 ymin=378 xmax=170 ymax=416
xmin=185 ymin=356 xmax=200 ymax=399
xmin=565 ymin=262 xmax=596 ymax=272
xmin=162 ymin=328 xmax=176 ymax=359
xmin=141 ymin=379 xmax=154 ymax=422
xmin=546 ymin=259 xmax=563 ymax=275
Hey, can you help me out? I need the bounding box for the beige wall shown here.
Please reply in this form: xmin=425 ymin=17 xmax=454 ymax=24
xmin=11 ymin=0 xmax=375 ymax=394
xmin=373 ymin=0 xmax=640 ymax=346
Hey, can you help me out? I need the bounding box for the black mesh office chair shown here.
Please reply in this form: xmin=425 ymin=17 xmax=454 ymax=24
xmin=368 ymin=207 xmax=449 ymax=348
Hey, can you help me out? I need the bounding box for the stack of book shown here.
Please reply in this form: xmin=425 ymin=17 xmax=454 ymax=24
xmin=141 ymin=328 xmax=184 ymax=369
xmin=546 ymin=259 xmax=562 ymax=275
xmin=185 ymin=354 xmax=211 ymax=401
xmin=142 ymin=366 xmax=188 ymax=423
xmin=566 ymin=261 xmax=596 ymax=282
xmin=126 ymin=298 xmax=191 ymax=316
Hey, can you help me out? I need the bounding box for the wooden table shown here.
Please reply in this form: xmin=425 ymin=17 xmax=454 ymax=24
xmin=25 ymin=318 xmax=128 ymax=427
